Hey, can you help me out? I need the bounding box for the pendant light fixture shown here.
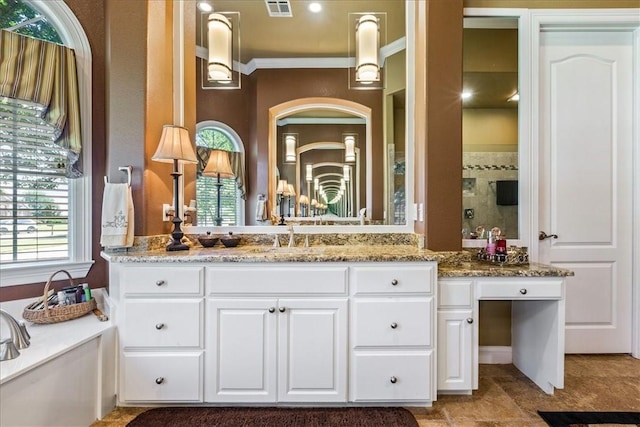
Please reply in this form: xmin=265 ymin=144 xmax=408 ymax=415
xmin=208 ymin=13 xmax=232 ymax=82
xmin=355 ymin=14 xmax=380 ymax=83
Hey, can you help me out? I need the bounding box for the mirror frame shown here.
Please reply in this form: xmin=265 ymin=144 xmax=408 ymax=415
xmin=269 ymin=97 xmax=372 ymax=221
xmin=186 ymin=1 xmax=417 ymax=234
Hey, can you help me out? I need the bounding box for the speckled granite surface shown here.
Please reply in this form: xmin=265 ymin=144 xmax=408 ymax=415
xmin=102 ymin=238 xmax=572 ymax=277
xmin=439 ymin=261 xmax=574 ymax=278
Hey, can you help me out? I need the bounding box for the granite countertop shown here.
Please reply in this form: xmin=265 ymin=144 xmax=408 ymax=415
xmin=102 ymin=244 xmax=573 ymax=277
xmin=102 ymin=244 xmax=449 ymax=264
xmin=438 ymin=261 xmax=574 ymax=278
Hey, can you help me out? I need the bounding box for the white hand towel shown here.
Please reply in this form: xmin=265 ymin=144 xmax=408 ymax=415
xmin=100 ymin=183 xmax=134 ymax=248
xmin=255 ymin=198 xmax=267 ymax=221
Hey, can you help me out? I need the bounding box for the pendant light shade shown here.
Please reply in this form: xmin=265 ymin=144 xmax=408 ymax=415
xmin=208 ymin=13 xmax=232 ymax=82
xmin=284 ymin=134 xmax=297 ymax=163
xmin=355 ymin=14 xmax=380 ymax=83
xmin=344 ymin=135 xmax=356 ymax=163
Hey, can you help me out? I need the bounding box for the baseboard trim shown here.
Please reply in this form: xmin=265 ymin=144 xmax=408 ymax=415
xmin=479 ymin=346 xmax=513 ymax=364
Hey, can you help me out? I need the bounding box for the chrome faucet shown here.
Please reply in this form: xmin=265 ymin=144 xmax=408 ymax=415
xmin=287 ymin=223 xmax=295 ymax=248
xmin=0 ymin=309 xmax=30 ymax=361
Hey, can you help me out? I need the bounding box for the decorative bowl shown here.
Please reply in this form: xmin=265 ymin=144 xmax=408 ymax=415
xmin=221 ymin=232 xmax=241 ymax=248
xmin=198 ymin=232 xmax=219 ymax=248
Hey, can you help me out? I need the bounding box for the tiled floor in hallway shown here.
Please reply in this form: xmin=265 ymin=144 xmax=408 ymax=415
xmin=93 ymin=354 xmax=640 ymax=427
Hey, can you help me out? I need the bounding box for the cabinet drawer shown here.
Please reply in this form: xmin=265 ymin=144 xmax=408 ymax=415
xmin=438 ymin=280 xmax=473 ymax=308
xmin=122 ymin=299 xmax=203 ymax=347
xmin=121 ymin=352 xmax=203 ymax=402
xmin=207 ymin=265 xmax=347 ymax=294
xmin=122 ymin=266 xmax=203 ymax=296
xmin=351 ymin=351 xmax=433 ymax=401
xmin=476 ymin=279 xmax=563 ymax=300
xmin=351 ymin=264 xmax=434 ymax=295
xmin=353 ymin=299 xmax=433 ymax=347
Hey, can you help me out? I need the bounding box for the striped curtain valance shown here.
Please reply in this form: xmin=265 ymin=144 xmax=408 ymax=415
xmin=196 ymin=147 xmax=247 ymax=200
xmin=0 ymin=30 xmax=82 ymax=178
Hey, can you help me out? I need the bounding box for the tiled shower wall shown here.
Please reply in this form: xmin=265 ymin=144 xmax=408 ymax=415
xmin=462 ymin=152 xmax=518 ymax=239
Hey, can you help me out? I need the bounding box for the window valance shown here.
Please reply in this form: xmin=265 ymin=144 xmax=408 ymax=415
xmin=0 ymin=30 xmax=82 ymax=177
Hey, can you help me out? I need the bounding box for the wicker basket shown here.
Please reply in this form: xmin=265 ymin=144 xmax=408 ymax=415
xmin=23 ymin=269 xmax=96 ymax=324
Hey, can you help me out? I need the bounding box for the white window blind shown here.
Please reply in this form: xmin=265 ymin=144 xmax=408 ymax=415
xmin=0 ymin=97 xmax=70 ymax=263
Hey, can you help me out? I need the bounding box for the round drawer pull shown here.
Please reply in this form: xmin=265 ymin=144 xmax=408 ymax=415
xmin=520 ymin=288 xmax=528 ymax=295
xmin=466 ymin=318 xmax=474 ymax=324
xmin=279 ymin=307 xmax=286 ymax=313
xmin=155 ymin=323 xmax=165 ymax=330
xmin=391 ymin=279 xmax=398 ymax=286
xmin=155 ymin=377 xmax=165 ymax=384
xmin=390 ymin=322 xmax=398 ymax=329
xmin=268 ymin=307 xmax=276 ymax=313
xmin=390 ymin=376 xmax=398 ymax=384
xmin=155 ymin=280 xmax=166 ymax=287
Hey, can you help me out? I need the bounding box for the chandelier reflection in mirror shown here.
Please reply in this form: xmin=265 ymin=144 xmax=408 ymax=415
xmin=203 ymin=11 xmax=240 ymax=89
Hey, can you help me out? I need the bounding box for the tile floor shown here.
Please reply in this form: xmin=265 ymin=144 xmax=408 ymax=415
xmin=92 ymin=354 xmax=639 ymax=427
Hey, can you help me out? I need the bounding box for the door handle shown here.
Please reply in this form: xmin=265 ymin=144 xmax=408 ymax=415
xmin=539 ymin=231 xmax=558 ymax=241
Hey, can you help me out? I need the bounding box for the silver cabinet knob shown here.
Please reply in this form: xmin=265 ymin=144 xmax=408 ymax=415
xmin=155 ymin=323 xmax=165 ymax=330
xmin=155 ymin=280 xmax=166 ymax=286
xmin=390 ymin=322 xmax=398 ymax=329
xmin=390 ymin=376 xmax=398 ymax=384
xmin=268 ymin=307 xmax=276 ymax=313
xmin=466 ymin=318 xmax=474 ymax=324
xmin=279 ymin=307 xmax=286 ymax=313
xmin=520 ymin=288 xmax=527 ymax=295
xmin=391 ymin=279 xmax=398 ymax=286
xmin=155 ymin=377 xmax=165 ymax=384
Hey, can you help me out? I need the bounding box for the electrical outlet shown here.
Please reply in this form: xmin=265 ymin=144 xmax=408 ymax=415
xmin=162 ymin=204 xmax=172 ymax=221
xmin=464 ymin=208 xmax=474 ymax=219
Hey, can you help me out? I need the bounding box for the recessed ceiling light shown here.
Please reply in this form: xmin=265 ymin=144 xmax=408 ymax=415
xmin=461 ymin=91 xmax=473 ymax=100
xmin=197 ymin=2 xmax=213 ymax=13
xmin=308 ymin=2 xmax=322 ymax=13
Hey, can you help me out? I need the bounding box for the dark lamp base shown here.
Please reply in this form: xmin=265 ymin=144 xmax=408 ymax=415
xmin=166 ymin=241 xmax=190 ymax=251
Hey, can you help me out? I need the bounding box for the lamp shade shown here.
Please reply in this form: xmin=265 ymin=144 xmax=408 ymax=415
xmin=152 ymin=125 xmax=198 ymax=163
xmin=344 ymin=135 xmax=356 ymax=162
xmin=276 ymin=179 xmax=288 ymax=194
xmin=285 ymin=184 xmax=296 ymax=197
xmin=299 ymin=195 xmax=309 ymax=205
xmin=208 ymin=13 xmax=233 ymax=82
xmin=355 ymin=15 xmax=380 ymax=83
xmin=202 ymin=149 xmax=234 ymax=178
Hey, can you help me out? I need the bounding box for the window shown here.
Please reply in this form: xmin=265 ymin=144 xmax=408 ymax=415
xmin=195 ymin=122 xmax=244 ymax=226
xmin=0 ymin=0 xmax=93 ymax=286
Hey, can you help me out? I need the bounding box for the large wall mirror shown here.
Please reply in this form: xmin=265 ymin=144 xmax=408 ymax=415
xmin=190 ymin=0 xmax=413 ymax=230
xmin=462 ymin=12 xmax=527 ymax=246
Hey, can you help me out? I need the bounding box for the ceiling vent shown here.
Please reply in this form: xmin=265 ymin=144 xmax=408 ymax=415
xmin=265 ymin=0 xmax=292 ymax=17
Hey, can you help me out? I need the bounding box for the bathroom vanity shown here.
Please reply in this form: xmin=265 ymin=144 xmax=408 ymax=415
xmin=104 ymin=244 xmax=571 ymax=407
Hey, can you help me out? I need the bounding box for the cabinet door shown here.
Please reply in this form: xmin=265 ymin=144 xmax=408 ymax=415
xmin=205 ymin=299 xmax=277 ymax=402
xmin=277 ymin=298 xmax=348 ymax=402
xmin=437 ymin=310 xmax=474 ymax=391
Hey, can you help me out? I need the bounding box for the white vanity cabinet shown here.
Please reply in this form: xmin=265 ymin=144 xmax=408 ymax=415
xmin=437 ymin=279 xmax=475 ymax=392
xmin=116 ymin=265 xmax=205 ymax=403
xmin=349 ymin=264 xmax=436 ymax=403
xmin=436 ymin=276 xmax=566 ymax=395
xmin=204 ymin=264 xmax=349 ymax=403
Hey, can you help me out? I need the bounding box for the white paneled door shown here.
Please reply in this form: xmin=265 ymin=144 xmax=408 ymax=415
xmin=538 ymin=30 xmax=634 ymax=353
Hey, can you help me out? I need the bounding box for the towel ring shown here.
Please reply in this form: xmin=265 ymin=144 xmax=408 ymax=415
xmin=104 ymin=165 xmax=132 ymax=186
